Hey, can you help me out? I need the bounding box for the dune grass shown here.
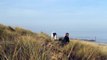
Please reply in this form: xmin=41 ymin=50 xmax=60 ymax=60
xmin=0 ymin=24 xmax=107 ymax=60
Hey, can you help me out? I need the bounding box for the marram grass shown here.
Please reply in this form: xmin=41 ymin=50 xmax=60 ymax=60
xmin=0 ymin=24 xmax=107 ymax=60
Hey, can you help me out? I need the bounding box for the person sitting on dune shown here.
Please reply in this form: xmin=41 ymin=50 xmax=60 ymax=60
xmin=51 ymin=32 xmax=57 ymax=40
xmin=63 ymin=33 xmax=70 ymax=44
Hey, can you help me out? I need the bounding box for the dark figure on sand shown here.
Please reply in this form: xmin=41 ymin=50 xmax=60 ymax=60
xmin=60 ymin=33 xmax=70 ymax=46
xmin=63 ymin=33 xmax=70 ymax=44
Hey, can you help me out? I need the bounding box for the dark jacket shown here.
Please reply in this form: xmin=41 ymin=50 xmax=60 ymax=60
xmin=63 ymin=36 xmax=69 ymax=43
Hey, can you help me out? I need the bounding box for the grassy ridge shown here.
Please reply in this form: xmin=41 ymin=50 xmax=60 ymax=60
xmin=0 ymin=24 xmax=107 ymax=60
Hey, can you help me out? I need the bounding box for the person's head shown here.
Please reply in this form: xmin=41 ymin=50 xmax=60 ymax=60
xmin=53 ymin=33 xmax=57 ymax=36
xmin=65 ymin=33 xmax=69 ymax=37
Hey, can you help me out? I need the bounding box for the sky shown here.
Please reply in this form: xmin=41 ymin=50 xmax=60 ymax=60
xmin=0 ymin=0 xmax=107 ymax=42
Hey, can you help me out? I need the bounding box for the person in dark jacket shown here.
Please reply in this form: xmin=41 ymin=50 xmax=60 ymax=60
xmin=63 ymin=33 xmax=70 ymax=44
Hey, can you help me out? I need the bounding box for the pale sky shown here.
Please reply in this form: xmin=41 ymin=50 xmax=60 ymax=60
xmin=0 ymin=0 xmax=107 ymax=42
